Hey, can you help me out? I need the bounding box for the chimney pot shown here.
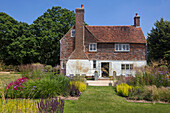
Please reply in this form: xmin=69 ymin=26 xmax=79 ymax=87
xmin=134 ymin=13 xmax=140 ymax=27
xmin=81 ymin=4 xmax=84 ymax=8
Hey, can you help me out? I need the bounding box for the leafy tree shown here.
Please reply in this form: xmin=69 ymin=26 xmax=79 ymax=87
xmin=33 ymin=6 xmax=75 ymax=65
xmin=0 ymin=13 xmax=38 ymax=65
xmin=0 ymin=6 xmax=75 ymax=66
xmin=147 ymin=18 xmax=170 ymax=63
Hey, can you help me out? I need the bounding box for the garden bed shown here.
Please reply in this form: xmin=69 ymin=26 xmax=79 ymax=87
xmin=125 ymin=98 xmax=170 ymax=104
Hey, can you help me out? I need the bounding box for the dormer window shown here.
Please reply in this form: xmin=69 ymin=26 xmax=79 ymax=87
xmin=115 ymin=44 xmax=130 ymax=52
xmin=71 ymin=29 xmax=75 ymax=37
xmin=89 ymin=43 xmax=97 ymax=52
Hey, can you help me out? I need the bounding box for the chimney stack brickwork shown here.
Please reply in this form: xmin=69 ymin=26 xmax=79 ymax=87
xmin=69 ymin=5 xmax=88 ymax=59
xmin=134 ymin=13 xmax=140 ymax=27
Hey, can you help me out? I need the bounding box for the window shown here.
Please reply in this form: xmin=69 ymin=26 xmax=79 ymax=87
xmin=71 ymin=29 xmax=75 ymax=37
xmin=61 ymin=61 xmax=64 ymax=69
xmin=89 ymin=43 xmax=97 ymax=52
xmin=115 ymin=44 xmax=130 ymax=51
xmin=121 ymin=64 xmax=133 ymax=70
xmin=93 ymin=60 xmax=96 ymax=68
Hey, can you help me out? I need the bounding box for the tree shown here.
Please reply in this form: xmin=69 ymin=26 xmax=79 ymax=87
xmin=33 ymin=6 xmax=75 ymax=66
xmin=0 ymin=6 xmax=75 ymax=66
xmin=0 ymin=13 xmax=39 ymax=65
xmin=147 ymin=18 xmax=170 ymax=63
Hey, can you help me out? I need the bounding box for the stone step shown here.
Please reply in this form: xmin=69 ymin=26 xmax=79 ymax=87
xmin=86 ymin=80 xmax=114 ymax=86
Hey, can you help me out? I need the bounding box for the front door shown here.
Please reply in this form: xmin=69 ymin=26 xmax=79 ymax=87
xmin=101 ymin=62 xmax=109 ymax=77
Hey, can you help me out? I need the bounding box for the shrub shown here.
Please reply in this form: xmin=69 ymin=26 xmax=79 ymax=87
xmin=116 ymin=83 xmax=134 ymax=97
xmin=134 ymin=64 xmax=170 ymax=87
xmin=5 ymin=77 xmax=28 ymax=98
xmin=158 ymin=87 xmax=170 ymax=102
xmin=70 ymin=81 xmax=86 ymax=92
xmin=71 ymin=74 xmax=85 ymax=82
xmin=45 ymin=65 xmax=53 ymax=72
xmin=18 ymin=63 xmax=44 ymax=79
xmin=53 ymin=65 xmax=60 ymax=74
xmin=37 ymin=97 xmax=64 ymax=113
xmin=22 ymin=75 xmax=70 ymax=98
xmin=69 ymin=84 xmax=81 ymax=97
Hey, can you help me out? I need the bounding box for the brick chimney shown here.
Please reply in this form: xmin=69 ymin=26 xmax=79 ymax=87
xmin=134 ymin=13 xmax=140 ymax=27
xmin=75 ymin=4 xmax=84 ymax=50
xmin=69 ymin=5 xmax=88 ymax=59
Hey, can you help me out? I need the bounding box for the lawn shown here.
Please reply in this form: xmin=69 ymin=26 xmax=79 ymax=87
xmin=0 ymin=72 xmax=21 ymax=88
xmin=0 ymin=73 xmax=170 ymax=113
xmin=64 ymin=86 xmax=170 ymax=113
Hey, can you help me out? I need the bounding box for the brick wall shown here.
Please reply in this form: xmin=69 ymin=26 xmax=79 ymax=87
xmin=84 ymin=28 xmax=146 ymax=60
xmin=60 ymin=28 xmax=75 ymax=60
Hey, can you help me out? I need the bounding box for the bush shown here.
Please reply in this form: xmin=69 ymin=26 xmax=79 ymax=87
xmin=158 ymin=87 xmax=170 ymax=102
xmin=143 ymin=85 xmax=160 ymax=101
xmin=70 ymin=81 xmax=86 ymax=92
xmin=5 ymin=77 xmax=28 ymax=98
xmin=69 ymin=84 xmax=81 ymax=97
xmin=53 ymin=65 xmax=60 ymax=74
xmin=22 ymin=75 xmax=70 ymax=98
xmin=134 ymin=64 xmax=170 ymax=87
xmin=116 ymin=83 xmax=134 ymax=97
xmin=18 ymin=63 xmax=44 ymax=79
xmin=37 ymin=97 xmax=64 ymax=113
xmin=44 ymin=65 xmax=53 ymax=72
xmin=71 ymin=74 xmax=85 ymax=82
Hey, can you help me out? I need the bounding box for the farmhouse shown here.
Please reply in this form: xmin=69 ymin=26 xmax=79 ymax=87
xmin=60 ymin=5 xmax=147 ymax=78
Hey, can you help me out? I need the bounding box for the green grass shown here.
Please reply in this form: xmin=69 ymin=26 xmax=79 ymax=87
xmin=0 ymin=73 xmax=21 ymax=89
xmin=64 ymin=86 xmax=170 ymax=113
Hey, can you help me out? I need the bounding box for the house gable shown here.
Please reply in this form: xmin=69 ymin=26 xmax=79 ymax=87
xmin=60 ymin=26 xmax=75 ymax=60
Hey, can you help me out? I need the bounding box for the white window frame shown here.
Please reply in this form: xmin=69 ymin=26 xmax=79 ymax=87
xmin=89 ymin=43 xmax=97 ymax=52
xmin=115 ymin=44 xmax=130 ymax=52
xmin=121 ymin=64 xmax=133 ymax=70
xmin=71 ymin=29 xmax=75 ymax=37
xmin=61 ymin=61 xmax=64 ymax=69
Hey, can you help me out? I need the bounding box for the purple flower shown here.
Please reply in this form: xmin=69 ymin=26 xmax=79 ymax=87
xmin=33 ymin=86 xmax=35 ymax=88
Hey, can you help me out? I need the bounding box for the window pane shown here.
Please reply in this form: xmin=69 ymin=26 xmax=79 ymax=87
xmin=123 ymin=45 xmax=126 ymax=50
xmin=93 ymin=60 xmax=96 ymax=68
xmin=90 ymin=44 xmax=92 ymax=50
xmin=126 ymin=44 xmax=129 ymax=50
xmin=94 ymin=44 xmax=97 ymax=50
xmin=130 ymin=64 xmax=133 ymax=70
xmin=119 ymin=44 xmax=121 ymax=50
xmin=126 ymin=64 xmax=129 ymax=70
xmin=121 ymin=64 xmax=125 ymax=70
xmin=115 ymin=44 xmax=118 ymax=50
xmin=71 ymin=29 xmax=75 ymax=37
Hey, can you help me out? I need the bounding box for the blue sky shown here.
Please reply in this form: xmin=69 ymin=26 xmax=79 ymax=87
xmin=0 ymin=0 xmax=170 ymax=37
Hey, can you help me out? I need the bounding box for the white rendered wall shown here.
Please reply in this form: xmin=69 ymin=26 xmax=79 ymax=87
xmin=66 ymin=59 xmax=146 ymax=77
xmin=66 ymin=60 xmax=92 ymax=76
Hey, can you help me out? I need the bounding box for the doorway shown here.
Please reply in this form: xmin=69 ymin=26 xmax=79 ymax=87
xmin=101 ymin=62 xmax=109 ymax=77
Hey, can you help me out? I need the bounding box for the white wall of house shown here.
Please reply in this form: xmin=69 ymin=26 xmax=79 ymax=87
xmin=66 ymin=59 xmax=146 ymax=77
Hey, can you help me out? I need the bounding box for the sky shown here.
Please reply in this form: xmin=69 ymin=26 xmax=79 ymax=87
xmin=0 ymin=0 xmax=170 ymax=38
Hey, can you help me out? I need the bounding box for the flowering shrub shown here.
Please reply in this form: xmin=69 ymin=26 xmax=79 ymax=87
xmin=37 ymin=97 xmax=64 ymax=113
xmin=70 ymin=81 xmax=86 ymax=92
xmin=135 ymin=66 xmax=170 ymax=87
xmin=6 ymin=77 xmax=28 ymax=98
xmin=22 ymin=75 xmax=70 ymax=98
xmin=116 ymin=83 xmax=136 ymax=97
xmin=69 ymin=84 xmax=81 ymax=97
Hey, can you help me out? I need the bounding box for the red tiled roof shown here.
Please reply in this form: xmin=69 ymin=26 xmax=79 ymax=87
xmin=85 ymin=25 xmax=146 ymax=43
